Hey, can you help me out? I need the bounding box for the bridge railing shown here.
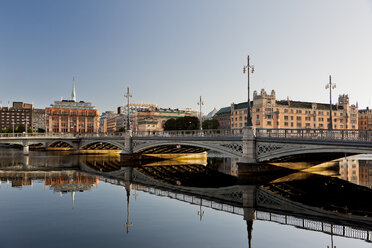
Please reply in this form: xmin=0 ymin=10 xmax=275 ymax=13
xmin=256 ymin=128 xmax=372 ymax=142
xmin=132 ymin=129 xmax=244 ymax=137
xmin=0 ymin=133 xmax=75 ymax=138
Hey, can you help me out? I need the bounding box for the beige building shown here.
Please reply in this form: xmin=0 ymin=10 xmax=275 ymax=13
xmin=216 ymin=89 xmax=358 ymax=130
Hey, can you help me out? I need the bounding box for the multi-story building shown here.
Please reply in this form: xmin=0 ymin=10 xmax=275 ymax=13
xmin=99 ymin=111 xmax=116 ymax=133
xmin=106 ymin=114 xmax=127 ymax=133
xmin=214 ymin=106 xmax=231 ymax=130
xmin=133 ymin=107 xmax=199 ymax=131
xmin=0 ymin=102 xmax=33 ymax=131
xmin=32 ymin=109 xmax=45 ymax=132
xmin=45 ymin=85 xmax=99 ymax=133
xmin=105 ymin=103 xmax=199 ymax=132
xmin=216 ymin=89 xmax=358 ymax=130
xmin=358 ymin=108 xmax=372 ymax=129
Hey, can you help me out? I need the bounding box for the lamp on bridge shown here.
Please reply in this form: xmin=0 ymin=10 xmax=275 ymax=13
xmin=124 ymin=87 xmax=132 ymax=132
xmin=325 ymin=75 xmax=336 ymax=131
xmin=197 ymin=96 xmax=204 ymax=131
xmin=243 ymin=56 xmax=254 ymax=127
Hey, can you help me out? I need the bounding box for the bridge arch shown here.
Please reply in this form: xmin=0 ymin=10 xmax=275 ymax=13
xmin=133 ymin=140 xmax=242 ymax=157
xmin=256 ymin=142 xmax=372 ymax=162
xmin=47 ymin=140 xmax=74 ymax=149
xmin=79 ymin=140 xmax=125 ymax=151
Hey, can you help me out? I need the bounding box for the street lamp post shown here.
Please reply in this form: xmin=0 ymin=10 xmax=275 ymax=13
xmin=325 ymin=75 xmax=336 ymax=130
xmin=243 ymin=56 xmax=254 ymax=127
xmin=124 ymin=87 xmax=132 ymax=132
xmin=197 ymin=96 xmax=204 ymax=130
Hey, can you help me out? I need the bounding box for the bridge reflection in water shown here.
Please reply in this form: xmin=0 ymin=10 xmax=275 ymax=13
xmin=0 ymin=152 xmax=371 ymax=246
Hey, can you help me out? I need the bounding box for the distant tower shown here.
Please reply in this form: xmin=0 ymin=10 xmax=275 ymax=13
xmin=72 ymin=77 xmax=76 ymax=102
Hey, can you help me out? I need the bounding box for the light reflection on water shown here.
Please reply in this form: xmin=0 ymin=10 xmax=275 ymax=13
xmin=0 ymin=149 xmax=371 ymax=248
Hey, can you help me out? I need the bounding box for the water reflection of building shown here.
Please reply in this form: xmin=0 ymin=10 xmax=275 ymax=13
xmin=0 ymin=171 xmax=99 ymax=189
xmin=339 ymin=156 xmax=372 ymax=188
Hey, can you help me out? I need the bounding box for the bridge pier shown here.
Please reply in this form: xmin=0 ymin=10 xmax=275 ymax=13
xmin=241 ymin=185 xmax=257 ymax=248
xmin=121 ymin=131 xmax=135 ymax=160
xmin=240 ymin=126 xmax=257 ymax=164
xmin=241 ymin=185 xmax=257 ymax=221
xmin=23 ymin=145 xmax=29 ymax=155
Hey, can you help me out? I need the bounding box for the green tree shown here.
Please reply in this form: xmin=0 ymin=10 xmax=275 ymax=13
xmin=37 ymin=128 xmax=45 ymax=133
xmin=117 ymin=127 xmax=125 ymax=132
xmin=202 ymin=119 xmax=219 ymax=130
xmin=16 ymin=124 xmax=25 ymax=133
xmin=164 ymin=116 xmax=200 ymax=130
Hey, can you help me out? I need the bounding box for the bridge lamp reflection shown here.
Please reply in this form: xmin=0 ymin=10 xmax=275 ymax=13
xmin=197 ymin=199 xmax=205 ymax=221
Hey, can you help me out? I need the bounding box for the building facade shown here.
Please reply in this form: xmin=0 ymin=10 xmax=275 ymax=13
xmin=45 ymin=100 xmax=99 ymax=133
xmin=32 ymin=109 xmax=45 ymax=132
xmin=0 ymin=102 xmax=33 ymax=132
xmin=358 ymin=108 xmax=372 ymax=130
xmin=105 ymin=103 xmax=199 ymax=132
xmin=99 ymin=111 xmax=116 ymax=133
xmin=216 ymin=89 xmax=358 ymax=130
xmin=214 ymin=107 xmax=231 ymax=130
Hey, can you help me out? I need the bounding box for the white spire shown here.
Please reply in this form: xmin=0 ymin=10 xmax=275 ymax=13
xmin=71 ymin=191 xmax=75 ymax=209
xmin=72 ymin=77 xmax=76 ymax=102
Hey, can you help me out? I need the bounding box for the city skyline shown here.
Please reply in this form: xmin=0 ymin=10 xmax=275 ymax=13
xmin=1 ymin=0 xmax=372 ymax=113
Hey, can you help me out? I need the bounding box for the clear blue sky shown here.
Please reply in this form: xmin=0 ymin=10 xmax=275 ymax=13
xmin=1 ymin=0 xmax=371 ymax=113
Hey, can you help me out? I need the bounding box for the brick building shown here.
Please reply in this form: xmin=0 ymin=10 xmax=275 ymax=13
xmin=0 ymin=102 xmax=33 ymax=131
xmin=358 ymin=108 xmax=372 ymax=130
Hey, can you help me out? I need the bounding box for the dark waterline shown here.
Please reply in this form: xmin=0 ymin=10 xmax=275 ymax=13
xmin=0 ymin=149 xmax=371 ymax=248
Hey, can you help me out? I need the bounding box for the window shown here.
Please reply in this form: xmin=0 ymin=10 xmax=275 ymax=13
xmin=284 ymin=122 xmax=289 ymax=127
xmin=267 ymin=121 xmax=272 ymax=126
xmin=296 ymin=116 xmax=301 ymax=121
xmin=284 ymin=116 xmax=289 ymax=120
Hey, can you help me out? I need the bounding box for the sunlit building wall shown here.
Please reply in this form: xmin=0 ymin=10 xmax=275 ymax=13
xmin=215 ymin=89 xmax=358 ymax=130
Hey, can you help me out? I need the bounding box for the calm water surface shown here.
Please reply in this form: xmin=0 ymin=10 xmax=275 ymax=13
xmin=0 ymin=149 xmax=371 ymax=248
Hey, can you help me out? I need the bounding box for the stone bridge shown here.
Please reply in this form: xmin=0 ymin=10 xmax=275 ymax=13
xmin=2 ymin=128 xmax=372 ymax=162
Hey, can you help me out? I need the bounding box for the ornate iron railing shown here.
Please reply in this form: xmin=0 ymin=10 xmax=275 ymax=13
xmin=255 ymin=128 xmax=372 ymax=142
